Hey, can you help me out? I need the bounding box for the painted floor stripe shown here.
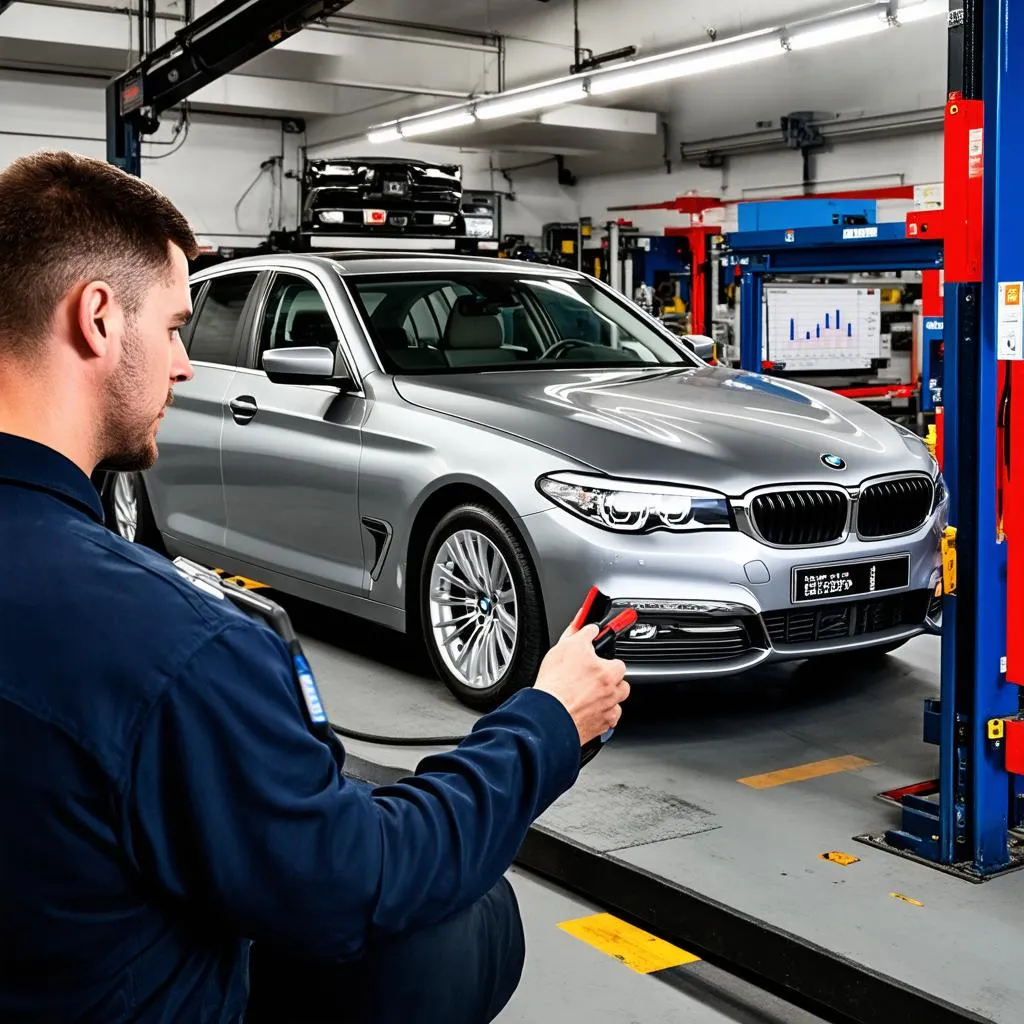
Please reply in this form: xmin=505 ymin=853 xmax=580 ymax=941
xmin=737 ymin=754 xmax=875 ymax=790
xmin=558 ymin=913 xmax=700 ymax=974
xmin=213 ymin=569 xmax=270 ymax=590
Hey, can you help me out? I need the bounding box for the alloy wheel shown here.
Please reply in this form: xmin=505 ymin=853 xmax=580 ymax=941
xmin=428 ymin=528 xmax=518 ymax=691
xmin=112 ymin=474 xmax=139 ymax=543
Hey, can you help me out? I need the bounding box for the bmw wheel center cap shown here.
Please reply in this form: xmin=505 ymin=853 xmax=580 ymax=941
xmin=821 ymin=453 xmax=847 ymax=470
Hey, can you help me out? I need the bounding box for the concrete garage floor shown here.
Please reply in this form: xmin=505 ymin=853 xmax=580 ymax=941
xmin=281 ymin=597 xmax=1024 ymax=1023
xmin=501 ymin=867 xmax=825 ymax=1023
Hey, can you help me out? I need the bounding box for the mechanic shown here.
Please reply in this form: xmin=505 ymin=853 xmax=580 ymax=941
xmin=0 ymin=151 xmax=630 ymax=1024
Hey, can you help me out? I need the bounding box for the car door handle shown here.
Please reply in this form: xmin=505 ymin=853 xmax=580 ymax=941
xmin=229 ymin=395 xmax=258 ymax=424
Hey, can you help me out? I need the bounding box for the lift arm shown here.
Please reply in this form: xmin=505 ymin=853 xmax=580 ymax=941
xmin=107 ymin=0 xmax=356 ymax=176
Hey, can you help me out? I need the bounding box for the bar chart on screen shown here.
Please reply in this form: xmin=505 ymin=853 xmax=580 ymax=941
xmin=761 ymin=285 xmax=883 ymax=372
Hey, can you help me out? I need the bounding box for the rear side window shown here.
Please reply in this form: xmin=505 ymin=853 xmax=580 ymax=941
xmin=188 ymin=272 xmax=259 ymax=365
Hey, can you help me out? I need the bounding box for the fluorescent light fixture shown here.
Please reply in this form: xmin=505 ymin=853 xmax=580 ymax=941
xmin=475 ymin=80 xmax=587 ymax=120
xmin=367 ymin=126 xmax=401 ymax=144
xmin=363 ymin=2 xmax=941 ymax=142
xmin=786 ymin=7 xmax=890 ymax=50
xmin=399 ymin=111 xmax=476 ymax=138
xmin=896 ymin=0 xmax=947 ymax=24
xmin=588 ymin=36 xmax=784 ymax=96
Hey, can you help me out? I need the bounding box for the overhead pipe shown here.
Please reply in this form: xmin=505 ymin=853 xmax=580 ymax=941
xmin=136 ymin=0 xmax=145 ymax=57
xmin=329 ymin=12 xmax=501 ymax=48
xmin=680 ymin=107 xmax=944 ymax=163
xmin=321 ymin=21 xmax=501 ymax=53
xmin=18 ymin=0 xmax=501 ymax=53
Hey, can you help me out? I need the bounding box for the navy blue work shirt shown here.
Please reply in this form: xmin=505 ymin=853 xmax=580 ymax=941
xmin=0 ymin=433 xmax=581 ymax=1023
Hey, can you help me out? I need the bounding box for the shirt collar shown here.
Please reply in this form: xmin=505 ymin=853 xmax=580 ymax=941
xmin=0 ymin=432 xmax=105 ymax=524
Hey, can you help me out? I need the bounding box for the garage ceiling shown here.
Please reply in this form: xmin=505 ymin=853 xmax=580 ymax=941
xmin=0 ymin=0 xmax=947 ymax=172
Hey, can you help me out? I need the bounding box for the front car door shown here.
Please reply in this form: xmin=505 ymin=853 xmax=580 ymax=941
xmin=220 ymin=266 xmax=367 ymax=597
xmin=144 ymin=269 xmax=260 ymax=558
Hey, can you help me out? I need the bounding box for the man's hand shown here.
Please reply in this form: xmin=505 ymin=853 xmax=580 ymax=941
xmin=533 ymin=615 xmax=630 ymax=746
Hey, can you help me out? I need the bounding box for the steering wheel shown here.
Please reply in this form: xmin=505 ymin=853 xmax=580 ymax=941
xmin=540 ymin=338 xmax=593 ymax=361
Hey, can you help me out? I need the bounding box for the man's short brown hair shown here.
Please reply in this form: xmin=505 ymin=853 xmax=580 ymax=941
xmin=0 ymin=150 xmax=199 ymax=356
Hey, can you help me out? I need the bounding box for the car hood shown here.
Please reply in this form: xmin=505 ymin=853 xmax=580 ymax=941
xmin=392 ymin=366 xmax=935 ymax=495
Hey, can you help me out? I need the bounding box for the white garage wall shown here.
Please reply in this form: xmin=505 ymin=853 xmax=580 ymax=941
xmin=0 ymin=71 xmax=304 ymax=249
xmin=0 ymin=69 xmax=942 ymax=250
xmin=0 ymin=71 xmax=576 ymax=247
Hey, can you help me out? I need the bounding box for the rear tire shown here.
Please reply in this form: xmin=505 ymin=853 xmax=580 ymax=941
xmin=100 ymin=471 xmax=165 ymax=553
xmin=418 ymin=503 xmax=546 ymax=712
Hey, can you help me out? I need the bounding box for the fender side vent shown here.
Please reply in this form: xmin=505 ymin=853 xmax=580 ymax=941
xmin=362 ymin=517 xmax=393 ymax=581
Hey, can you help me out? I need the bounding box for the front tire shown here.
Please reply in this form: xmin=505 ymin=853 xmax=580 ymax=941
xmin=419 ymin=504 xmax=546 ymax=712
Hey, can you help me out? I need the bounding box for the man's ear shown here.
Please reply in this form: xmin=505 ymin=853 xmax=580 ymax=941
xmin=76 ymin=280 xmax=122 ymax=359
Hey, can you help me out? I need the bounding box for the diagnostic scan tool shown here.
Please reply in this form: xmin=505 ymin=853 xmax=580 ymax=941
xmin=575 ymin=587 xmax=637 ymax=767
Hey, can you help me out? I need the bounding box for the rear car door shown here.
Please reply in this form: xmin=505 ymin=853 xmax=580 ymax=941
xmin=144 ymin=269 xmax=260 ymax=554
xmin=220 ymin=267 xmax=367 ymax=596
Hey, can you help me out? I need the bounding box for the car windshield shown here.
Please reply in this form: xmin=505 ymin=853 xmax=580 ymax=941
xmin=344 ymin=270 xmax=698 ymax=374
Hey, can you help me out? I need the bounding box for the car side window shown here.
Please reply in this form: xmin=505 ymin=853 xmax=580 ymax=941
xmin=178 ymin=280 xmax=207 ymax=351
xmin=188 ymin=272 xmax=259 ymax=365
xmin=257 ymin=273 xmax=340 ymax=364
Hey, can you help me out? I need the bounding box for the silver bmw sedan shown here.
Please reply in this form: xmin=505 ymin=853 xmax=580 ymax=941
xmin=103 ymin=251 xmax=946 ymax=710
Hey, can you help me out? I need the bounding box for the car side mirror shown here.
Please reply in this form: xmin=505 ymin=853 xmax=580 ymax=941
xmin=262 ymin=346 xmax=351 ymax=387
xmin=681 ymin=334 xmax=716 ymax=362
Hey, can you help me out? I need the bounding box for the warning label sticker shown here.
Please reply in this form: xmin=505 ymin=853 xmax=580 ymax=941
xmin=969 ymin=127 xmax=984 ymax=179
xmin=998 ymin=281 xmax=1024 ymax=361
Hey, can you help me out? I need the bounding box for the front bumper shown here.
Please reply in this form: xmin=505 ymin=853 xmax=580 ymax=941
xmin=523 ymin=504 xmax=945 ymax=682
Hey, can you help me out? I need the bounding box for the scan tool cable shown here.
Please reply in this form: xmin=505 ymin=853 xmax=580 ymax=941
xmin=170 ymin=559 xmax=631 ymax=758
xmin=171 ymin=558 xmax=471 ymax=746
xmin=330 ymin=723 xmax=469 ymax=746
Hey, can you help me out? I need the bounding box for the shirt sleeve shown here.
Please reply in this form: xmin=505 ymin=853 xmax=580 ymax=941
xmin=121 ymin=619 xmax=580 ymax=960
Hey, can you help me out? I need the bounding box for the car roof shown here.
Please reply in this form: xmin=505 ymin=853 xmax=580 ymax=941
xmin=306 ymin=156 xmax=458 ymax=169
xmin=189 ymin=250 xmax=586 ymax=280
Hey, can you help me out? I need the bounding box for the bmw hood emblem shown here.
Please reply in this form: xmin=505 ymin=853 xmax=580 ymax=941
xmin=821 ymin=453 xmax=846 ymax=470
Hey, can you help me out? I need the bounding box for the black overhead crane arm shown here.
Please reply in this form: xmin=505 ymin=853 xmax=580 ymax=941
xmin=107 ymin=0 xmax=356 ymax=176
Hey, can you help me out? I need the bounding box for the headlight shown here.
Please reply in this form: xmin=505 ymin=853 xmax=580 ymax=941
xmin=537 ymin=472 xmax=734 ymax=534
xmin=932 ymin=473 xmax=948 ymax=512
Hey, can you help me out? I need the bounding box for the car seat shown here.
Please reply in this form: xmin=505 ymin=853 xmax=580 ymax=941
xmin=287 ymin=309 xmax=337 ymax=348
xmin=440 ymin=299 xmax=514 ymax=367
xmin=375 ymin=324 xmax=445 ymax=371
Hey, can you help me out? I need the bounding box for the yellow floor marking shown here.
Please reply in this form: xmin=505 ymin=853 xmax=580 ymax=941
xmin=890 ymin=892 xmax=925 ymax=907
xmin=557 ymin=913 xmax=700 ymax=974
xmin=213 ymin=569 xmax=270 ymax=590
xmin=223 ymin=575 xmax=271 ymax=590
xmin=820 ymin=850 xmax=860 ymax=866
xmin=738 ymin=755 xmax=875 ymax=790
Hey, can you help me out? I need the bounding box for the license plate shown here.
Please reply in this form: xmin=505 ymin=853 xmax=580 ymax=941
xmin=792 ymin=554 xmax=910 ymax=603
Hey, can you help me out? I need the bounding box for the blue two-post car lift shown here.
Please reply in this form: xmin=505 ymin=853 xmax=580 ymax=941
xmin=723 ymin=0 xmax=1024 ymax=879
